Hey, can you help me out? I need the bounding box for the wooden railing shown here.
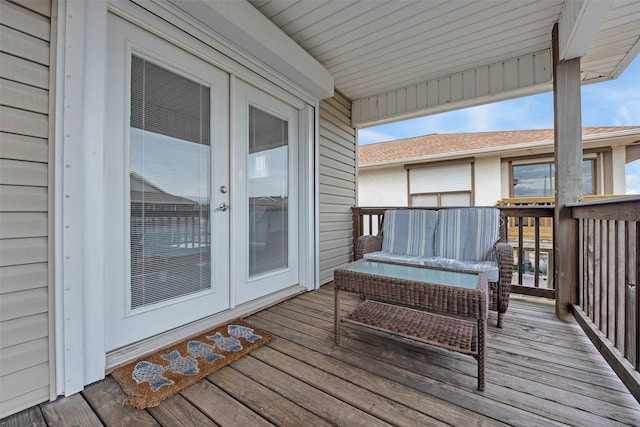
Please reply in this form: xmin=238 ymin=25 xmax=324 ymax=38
xmin=352 ymin=198 xmax=640 ymax=401
xmin=569 ymin=196 xmax=640 ymax=402
xmin=499 ymin=206 xmax=555 ymax=297
xmin=351 ymin=206 xmax=555 ymax=298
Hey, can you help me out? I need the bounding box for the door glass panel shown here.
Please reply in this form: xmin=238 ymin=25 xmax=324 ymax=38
xmin=130 ymin=55 xmax=211 ymax=309
xmin=248 ymin=106 xmax=288 ymax=276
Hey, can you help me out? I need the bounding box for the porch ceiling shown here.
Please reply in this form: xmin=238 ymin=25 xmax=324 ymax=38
xmin=248 ymin=0 xmax=640 ymax=125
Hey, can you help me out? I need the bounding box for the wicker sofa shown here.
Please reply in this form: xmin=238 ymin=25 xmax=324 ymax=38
xmin=355 ymin=207 xmax=513 ymax=327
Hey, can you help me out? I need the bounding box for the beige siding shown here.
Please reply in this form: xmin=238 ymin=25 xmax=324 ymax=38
xmin=0 ymin=0 xmax=52 ymax=418
xmin=318 ymin=91 xmax=356 ymax=284
xmin=352 ymin=49 xmax=552 ymax=126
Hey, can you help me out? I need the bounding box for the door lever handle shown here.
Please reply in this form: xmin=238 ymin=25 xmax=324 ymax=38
xmin=216 ymin=202 xmax=230 ymax=212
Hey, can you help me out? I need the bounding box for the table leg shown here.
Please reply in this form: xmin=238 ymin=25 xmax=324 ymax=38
xmin=478 ymin=318 xmax=486 ymax=391
xmin=334 ymin=284 xmax=341 ymax=343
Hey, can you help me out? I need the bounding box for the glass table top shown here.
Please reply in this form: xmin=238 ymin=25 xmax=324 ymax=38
xmin=345 ymin=261 xmax=481 ymax=289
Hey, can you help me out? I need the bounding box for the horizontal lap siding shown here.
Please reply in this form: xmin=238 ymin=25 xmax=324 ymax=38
xmin=319 ymin=92 xmax=356 ymax=284
xmin=0 ymin=0 xmax=52 ymax=418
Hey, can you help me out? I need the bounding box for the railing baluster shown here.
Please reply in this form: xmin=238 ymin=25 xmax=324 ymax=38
xmin=594 ymin=219 xmax=601 ymax=327
xmin=518 ymin=217 xmax=524 ymax=286
xmin=607 ymin=220 xmax=616 ymax=341
xmin=616 ymin=221 xmax=625 ymax=352
xmin=627 ymin=221 xmax=638 ymax=368
xmin=534 ymin=217 xmax=540 ymax=288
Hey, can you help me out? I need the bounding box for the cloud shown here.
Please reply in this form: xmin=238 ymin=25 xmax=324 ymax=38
xmin=358 ymin=128 xmax=398 ymax=145
xmin=582 ymin=59 xmax=640 ymax=126
xmin=462 ymin=104 xmax=495 ymax=132
xmin=626 ymin=171 xmax=640 ymax=195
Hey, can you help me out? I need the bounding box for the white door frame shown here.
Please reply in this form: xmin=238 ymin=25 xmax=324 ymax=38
xmin=104 ymin=14 xmax=231 ymax=351
xmin=231 ymin=78 xmax=300 ymax=306
xmin=55 ymin=0 xmax=319 ymax=396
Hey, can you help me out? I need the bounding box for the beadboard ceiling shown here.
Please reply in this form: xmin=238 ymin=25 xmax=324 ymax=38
xmin=248 ymin=0 xmax=640 ymax=109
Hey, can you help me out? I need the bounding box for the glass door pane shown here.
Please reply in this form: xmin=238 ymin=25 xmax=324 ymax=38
xmin=130 ymin=55 xmax=211 ymax=309
xmin=248 ymin=106 xmax=288 ymax=277
xmin=232 ymin=79 xmax=299 ymax=305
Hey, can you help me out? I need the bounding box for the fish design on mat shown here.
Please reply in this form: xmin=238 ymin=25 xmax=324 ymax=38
xmin=228 ymin=324 xmax=262 ymax=343
xmin=187 ymin=341 xmax=225 ymax=364
xmin=161 ymin=350 xmax=199 ymax=376
xmin=206 ymin=332 xmax=243 ymax=352
xmin=131 ymin=361 xmax=174 ymax=391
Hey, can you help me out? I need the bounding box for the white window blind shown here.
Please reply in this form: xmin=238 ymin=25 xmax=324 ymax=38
xmin=130 ymin=55 xmax=212 ymax=309
xmin=409 ymin=163 xmax=472 ymax=193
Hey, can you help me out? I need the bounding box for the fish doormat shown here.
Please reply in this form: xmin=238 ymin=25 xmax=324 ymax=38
xmin=111 ymin=320 xmax=271 ymax=409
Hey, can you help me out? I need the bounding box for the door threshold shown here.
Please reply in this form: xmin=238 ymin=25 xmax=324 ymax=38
xmin=105 ymin=285 xmax=306 ymax=370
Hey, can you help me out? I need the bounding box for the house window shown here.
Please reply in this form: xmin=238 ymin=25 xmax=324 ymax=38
xmin=409 ymin=163 xmax=472 ymax=207
xmin=512 ymin=160 xmax=595 ymax=197
xmin=411 ymin=192 xmax=471 ymax=207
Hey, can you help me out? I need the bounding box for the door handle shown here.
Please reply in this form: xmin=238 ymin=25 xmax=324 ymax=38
xmin=216 ymin=202 xmax=230 ymax=211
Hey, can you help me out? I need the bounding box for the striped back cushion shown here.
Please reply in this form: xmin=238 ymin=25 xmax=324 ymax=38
xmin=381 ymin=209 xmax=438 ymax=257
xmin=435 ymin=208 xmax=500 ymax=261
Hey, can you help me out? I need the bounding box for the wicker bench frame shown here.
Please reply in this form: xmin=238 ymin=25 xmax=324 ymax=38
xmin=354 ymin=209 xmax=513 ymax=328
xmin=334 ymin=260 xmax=488 ymax=391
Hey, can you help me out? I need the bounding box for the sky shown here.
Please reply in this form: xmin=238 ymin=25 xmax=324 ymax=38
xmin=358 ymin=56 xmax=640 ymax=194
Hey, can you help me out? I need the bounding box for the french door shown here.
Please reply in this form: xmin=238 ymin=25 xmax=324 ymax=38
xmin=105 ymin=15 xmax=302 ymax=351
xmin=105 ymin=15 xmax=230 ymax=350
xmin=232 ymin=80 xmax=300 ymax=304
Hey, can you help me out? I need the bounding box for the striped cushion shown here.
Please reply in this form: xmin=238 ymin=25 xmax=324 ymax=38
xmin=422 ymin=257 xmax=499 ymax=282
xmin=381 ymin=209 xmax=438 ymax=257
xmin=434 ymin=208 xmax=500 ymax=262
xmin=364 ymin=251 xmax=426 ymax=265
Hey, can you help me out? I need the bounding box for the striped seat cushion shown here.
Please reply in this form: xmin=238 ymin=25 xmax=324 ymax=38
xmin=435 ymin=208 xmax=500 ymax=262
xmin=422 ymin=257 xmax=499 ymax=282
xmin=381 ymin=209 xmax=438 ymax=257
xmin=363 ymin=251 xmax=427 ymax=265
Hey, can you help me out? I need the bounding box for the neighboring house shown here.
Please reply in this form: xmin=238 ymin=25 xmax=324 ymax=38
xmin=1 ymin=0 xmax=639 ymax=418
xmin=358 ymin=127 xmax=640 ymax=207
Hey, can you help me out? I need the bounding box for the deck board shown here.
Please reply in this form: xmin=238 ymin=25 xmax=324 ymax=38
xmin=180 ymin=379 xmax=274 ymax=427
xmin=82 ymin=378 xmax=160 ymax=426
xmin=2 ymin=284 xmax=640 ymax=426
xmin=209 ymin=366 xmax=333 ymax=427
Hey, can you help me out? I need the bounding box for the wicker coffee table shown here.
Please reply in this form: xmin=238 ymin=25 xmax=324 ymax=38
xmin=334 ymin=259 xmax=488 ymax=391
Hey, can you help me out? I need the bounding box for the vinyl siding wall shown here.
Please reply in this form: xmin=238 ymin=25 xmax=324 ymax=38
xmin=318 ymin=91 xmax=356 ymax=284
xmin=0 ymin=0 xmax=53 ymax=418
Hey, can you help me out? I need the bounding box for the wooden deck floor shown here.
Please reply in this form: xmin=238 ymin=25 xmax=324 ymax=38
xmin=3 ymin=285 xmax=640 ymax=426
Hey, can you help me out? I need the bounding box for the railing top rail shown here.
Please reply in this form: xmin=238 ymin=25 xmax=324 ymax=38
xmin=570 ymin=198 xmax=640 ymax=222
xmin=566 ymin=194 xmax=640 ymax=208
xmin=353 ymin=206 xmax=554 ymax=217
xmin=494 ymin=206 xmax=555 ymax=216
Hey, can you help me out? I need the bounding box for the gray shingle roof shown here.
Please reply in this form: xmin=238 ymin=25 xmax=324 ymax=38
xmin=359 ymin=126 xmax=640 ymax=166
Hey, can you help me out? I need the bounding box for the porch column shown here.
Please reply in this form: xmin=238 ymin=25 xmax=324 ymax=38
xmin=552 ymin=24 xmax=582 ymax=320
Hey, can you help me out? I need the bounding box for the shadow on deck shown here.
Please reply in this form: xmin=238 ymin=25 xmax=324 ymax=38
xmin=3 ymin=285 xmax=640 ymax=426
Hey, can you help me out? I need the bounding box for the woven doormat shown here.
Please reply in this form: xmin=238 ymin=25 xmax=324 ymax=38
xmin=111 ymin=320 xmax=271 ymax=409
